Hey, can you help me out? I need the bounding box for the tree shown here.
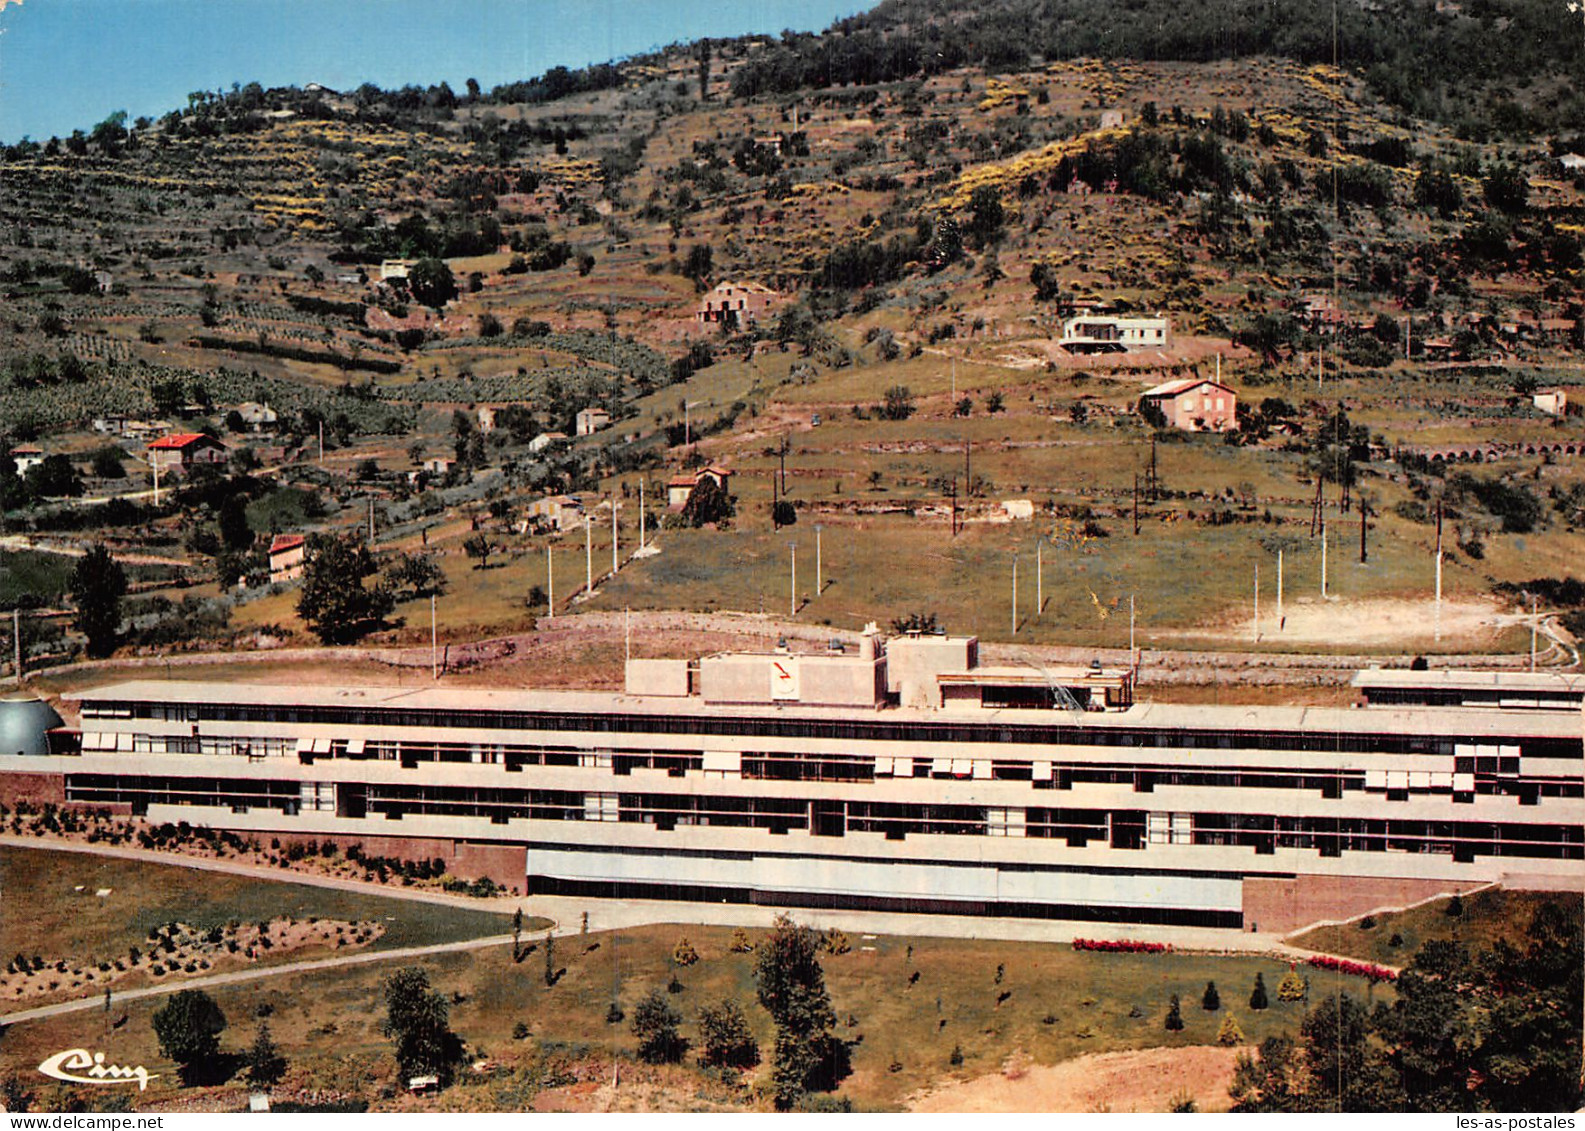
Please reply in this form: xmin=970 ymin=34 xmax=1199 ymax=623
xmin=381 ymin=967 xmax=463 ymax=1087
xmin=729 ymin=928 xmax=754 ymax=953
xmin=1229 ymin=1035 xmax=1302 ymax=1112
xmin=70 ymin=544 xmax=127 ymax=658
xmin=152 ymin=989 xmax=227 ymax=1085
xmin=463 ymin=533 xmax=495 ymax=570
xmin=673 ymin=937 xmax=699 ymax=967
xmin=755 ymin=915 xmax=844 ymax=1109
xmin=1482 ymin=163 xmax=1529 ymax=214
xmin=880 ymin=385 xmax=915 ymax=421
xmin=682 ymin=243 xmax=713 ymax=290
xmin=90 ymin=447 xmax=125 ymax=479
xmin=543 ymin=930 xmax=555 ymax=986
xmin=1164 ymin=994 xmax=1184 ymax=1031
xmin=632 ymin=989 xmax=686 ymax=1063
xmin=966 ymin=184 xmax=1005 ymax=245
xmin=218 ymin=494 xmax=253 ymax=552
xmin=297 ymin=535 xmax=395 ymax=644
xmin=245 ymin=1022 xmax=286 ymax=1086
xmin=698 ymin=999 xmax=759 ymax=1069
xmin=1277 ymin=965 xmax=1307 ymax=1002
xmin=407 ymin=257 xmax=457 ymax=309
xmin=680 ymin=475 xmax=734 ymax=527
xmin=1202 ymin=981 xmax=1221 ymax=1011
xmin=26 ymin=454 xmax=82 ymax=498
xmin=1249 ymin=972 xmax=1269 ymax=1010
xmin=772 ymin=499 xmax=797 ymax=527
xmin=1217 ymin=1014 xmax=1246 ymax=1046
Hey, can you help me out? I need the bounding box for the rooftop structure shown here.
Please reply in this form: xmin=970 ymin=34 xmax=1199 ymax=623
xmin=1353 ymin=668 xmax=1585 ymax=711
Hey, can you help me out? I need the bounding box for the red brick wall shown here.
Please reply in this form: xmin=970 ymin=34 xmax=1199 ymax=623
xmin=1243 ymin=874 xmax=1490 ymax=934
xmin=0 ymin=772 xmax=66 ymax=806
xmin=267 ymin=830 xmax=525 ymax=893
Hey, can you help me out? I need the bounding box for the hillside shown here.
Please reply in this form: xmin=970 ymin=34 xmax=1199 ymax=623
xmin=2 ymin=13 xmax=1583 ymax=667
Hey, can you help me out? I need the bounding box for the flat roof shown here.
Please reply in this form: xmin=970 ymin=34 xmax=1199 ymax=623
xmin=1351 ymin=669 xmax=1585 ymax=694
xmin=67 ymin=680 xmax=1580 ymax=739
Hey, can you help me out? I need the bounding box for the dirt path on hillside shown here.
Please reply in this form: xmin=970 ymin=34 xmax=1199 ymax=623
xmin=907 ymin=1045 xmax=1244 ymax=1112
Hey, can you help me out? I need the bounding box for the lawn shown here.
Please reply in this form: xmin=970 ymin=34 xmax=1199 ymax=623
xmin=0 ymin=846 xmax=520 ymax=975
xmin=1288 ymin=887 xmax=1581 ymax=968
xmin=0 ymin=919 xmax=1381 ymax=1112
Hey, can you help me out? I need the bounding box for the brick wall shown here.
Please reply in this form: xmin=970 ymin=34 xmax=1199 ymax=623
xmin=0 ymin=771 xmax=66 ymax=806
xmin=1243 ymin=874 xmax=1490 ymax=934
xmin=267 ymin=830 xmax=525 ymax=894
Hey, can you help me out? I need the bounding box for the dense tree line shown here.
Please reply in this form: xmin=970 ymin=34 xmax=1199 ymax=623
xmin=732 ymin=0 xmax=1585 ymax=139
xmin=1231 ymin=902 xmax=1582 ymax=1112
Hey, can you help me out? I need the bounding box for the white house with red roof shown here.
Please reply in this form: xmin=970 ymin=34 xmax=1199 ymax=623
xmin=667 ymin=465 xmax=733 ymax=510
xmin=268 ymin=534 xmax=308 ymax=584
xmin=8 ymin=445 xmax=44 ymax=474
xmin=1138 ymin=378 xmax=1238 ymax=432
xmin=147 ymin=432 xmax=227 ymax=474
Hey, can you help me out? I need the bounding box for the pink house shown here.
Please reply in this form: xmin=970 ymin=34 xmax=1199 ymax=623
xmin=695 ymin=282 xmax=781 ymax=329
xmin=1138 ymin=378 xmax=1238 ymax=433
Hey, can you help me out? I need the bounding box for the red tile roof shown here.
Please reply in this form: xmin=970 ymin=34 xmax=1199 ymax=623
xmin=269 ymin=534 xmax=306 ymax=554
xmin=148 ymin=432 xmax=222 ymax=450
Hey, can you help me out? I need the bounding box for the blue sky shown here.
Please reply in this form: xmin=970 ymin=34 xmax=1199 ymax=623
xmin=0 ymin=0 xmax=870 ymax=142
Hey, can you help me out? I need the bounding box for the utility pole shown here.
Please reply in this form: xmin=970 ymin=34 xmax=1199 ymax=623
xmin=611 ymin=498 xmax=618 ymax=576
xmin=1359 ymin=496 xmax=1368 ymax=564
xmin=11 ymin=608 xmax=20 ymax=686
xmin=546 ymin=544 xmax=554 ymax=619
xmin=1530 ymin=593 xmax=1539 ymax=672
xmin=1149 ymin=436 xmax=1158 ymax=502
xmin=964 ymin=438 xmax=972 ymax=495
xmin=151 ymin=455 xmax=160 ymax=508
xmin=585 ymin=515 xmax=593 ymax=595
xmin=1129 ymin=594 xmax=1136 ymax=664
xmin=625 ymin=606 xmax=631 ymax=665
xmin=814 ymin=524 xmax=823 ymax=595
xmin=1276 ymin=549 xmax=1284 ymax=627
xmin=1036 ymin=539 xmax=1043 ymax=616
xmin=1253 ymin=562 xmax=1260 ymax=643
xmin=430 ymin=594 xmax=438 ymax=680
xmin=1435 ymin=498 xmax=1444 ymax=642
xmin=1011 ymin=552 xmax=1018 ymax=636
xmin=1133 ymin=473 xmax=1140 ymax=535
xmin=789 ymin=543 xmax=797 ymax=617
xmin=1321 ymin=520 xmax=1329 ymax=598
xmin=949 ymin=478 xmax=959 ymax=537
xmin=639 ymin=481 xmax=646 ymax=551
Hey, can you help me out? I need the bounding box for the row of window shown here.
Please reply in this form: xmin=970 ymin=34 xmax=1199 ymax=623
xmin=80 ymin=700 xmax=1583 ymax=759
xmin=86 ymin=732 xmax=1584 ymax=801
xmin=62 ymin=774 xmax=1585 ymax=861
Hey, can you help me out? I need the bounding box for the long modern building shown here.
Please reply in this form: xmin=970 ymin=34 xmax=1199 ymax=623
xmin=2 ymin=635 xmax=1580 ymax=933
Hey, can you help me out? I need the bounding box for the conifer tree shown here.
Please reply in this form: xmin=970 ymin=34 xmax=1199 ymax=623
xmin=1203 ymin=981 xmax=1221 ymax=1011
xmin=1250 ymin=972 xmax=1269 ymax=1010
xmin=1217 ymin=1013 xmax=1247 ymax=1046
xmin=1165 ymin=993 xmax=1184 ymax=1031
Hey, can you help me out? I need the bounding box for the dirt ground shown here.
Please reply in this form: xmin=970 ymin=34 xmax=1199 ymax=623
xmin=907 ymin=1044 xmax=1244 ymax=1113
xmin=1159 ymin=594 xmax=1529 ymax=650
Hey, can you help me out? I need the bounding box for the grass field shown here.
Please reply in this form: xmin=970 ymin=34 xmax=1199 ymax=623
xmin=1288 ymin=887 xmax=1581 ymax=967
xmin=0 ymin=919 xmax=1383 ymax=1112
xmin=0 ymin=846 xmax=519 ymax=975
